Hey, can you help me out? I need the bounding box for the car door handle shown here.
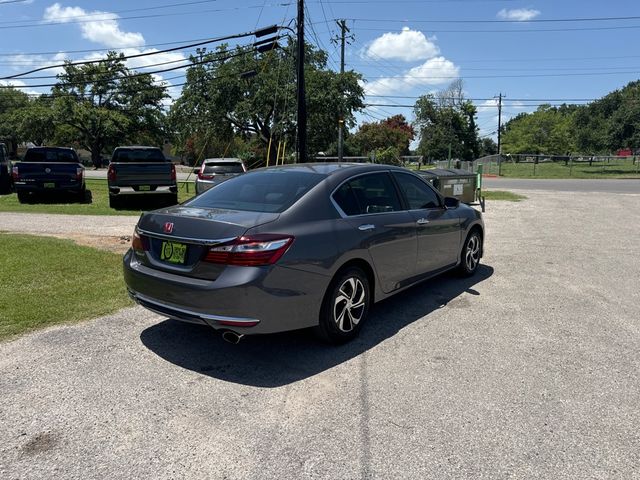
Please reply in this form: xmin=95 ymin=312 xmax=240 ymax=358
xmin=358 ymin=224 xmax=376 ymax=232
xmin=416 ymin=218 xmax=430 ymax=225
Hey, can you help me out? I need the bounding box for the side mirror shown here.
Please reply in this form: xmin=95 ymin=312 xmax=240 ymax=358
xmin=444 ymin=196 xmax=460 ymax=209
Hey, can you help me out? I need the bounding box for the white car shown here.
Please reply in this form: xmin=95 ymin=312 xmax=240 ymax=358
xmin=194 ymin=158 xmax=247 ymax=195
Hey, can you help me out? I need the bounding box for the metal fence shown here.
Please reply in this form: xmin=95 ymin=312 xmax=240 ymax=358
xmin=472 ymin=154 xmax=640 ymax=177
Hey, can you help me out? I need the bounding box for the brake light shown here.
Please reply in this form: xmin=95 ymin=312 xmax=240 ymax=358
xmin=197 ymin=164 xmax=214 ymax=180
xmin=170 ymin=164 xmax=176 ymax=181
xmin=204 ymin=234 xmax=294 ymax=266
xmin=107 ymin=164 xmax=116 ymax=182
xmin=131 ymin=229 xmax=149 ymax=252
xmin=76 ymin=167 xmax=83 ymax=181
xmin=11 ymin=166 xmax=18 ymax=181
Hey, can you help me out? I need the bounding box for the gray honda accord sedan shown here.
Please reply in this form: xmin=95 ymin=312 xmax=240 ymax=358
xmin=124 ymin=163 xmax=484 ymax=344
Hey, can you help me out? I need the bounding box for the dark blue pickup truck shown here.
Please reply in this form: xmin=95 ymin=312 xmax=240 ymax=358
xmin=12 ymin=147 xmax=86 ymax=203
xmin=0 ymin=143 xmax=11 ymax=194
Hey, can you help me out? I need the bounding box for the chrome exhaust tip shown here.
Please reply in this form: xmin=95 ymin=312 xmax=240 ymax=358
xmin=222 ymin=331 xmax=244 ymax=345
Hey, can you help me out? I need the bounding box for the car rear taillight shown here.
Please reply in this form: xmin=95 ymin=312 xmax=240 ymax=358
xmin=76 ymin=167 xmax=83 ymax=181
xmin=170 ymin=164 xmax=176 ymax=181
xmin=197 ymin=164 xmax=214 ymax=180
xmin=131 ymin=229 xmax=149 ymax=252
xmin=107 ymin=164 xmax=116 ymax=182
xmin=11 ymin=166 xmax=18 ymax=181
xmin=204 ymin=234 xmax=294 ymax=266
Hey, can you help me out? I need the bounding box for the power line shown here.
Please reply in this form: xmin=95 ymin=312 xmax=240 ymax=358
xmin=333 ymin=15 xmax=640 ymax=24
xmin=2 ymin=27 xmax=280 ymax=79
xmin=0 ymin=3 xmax=295 ymax=30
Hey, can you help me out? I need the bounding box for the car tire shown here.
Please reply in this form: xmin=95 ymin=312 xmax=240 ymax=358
xmin=109 ymin=194 xmax=120 ymax=209
xmin=0 ymin=171 xmax=11 ymax=194
xmin=315 ymin=267 xmax=371 ymax=344
xmin=458 ymin=229 xmax=482 ymax=277
xmin=17 ymin=191 xmax=29 ymax=203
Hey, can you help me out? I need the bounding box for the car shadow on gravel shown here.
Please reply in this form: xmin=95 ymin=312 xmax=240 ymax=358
xmin=140 ymin=264 xmax=494 ymax=388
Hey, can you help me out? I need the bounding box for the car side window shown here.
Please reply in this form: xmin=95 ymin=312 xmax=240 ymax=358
xmin=393 ymin=172 xmax=441 ymax=210
xmin=333 ymin=173 xmax=402 ymax=216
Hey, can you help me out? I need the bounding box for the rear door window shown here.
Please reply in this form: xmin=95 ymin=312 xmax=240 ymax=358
xmin=332 ymin=172 xmax=402 ymax=216
xmin=113 ymin=149 xmax=166 ymax=162
xmin=203 ymin=162 xmax=244 ymax=174
xmin=186 ymin=169 xmax=325 ymax=213
xmin=393 ymin=172 xmax=441 ymax=209
xmin=24 ymin=149 xmax=78 ymax=162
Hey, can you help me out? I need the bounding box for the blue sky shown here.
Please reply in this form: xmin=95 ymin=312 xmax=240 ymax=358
xmin=1 ymin=0 xmax=640 ymax=139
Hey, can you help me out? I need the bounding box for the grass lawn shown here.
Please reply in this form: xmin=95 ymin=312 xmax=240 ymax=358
xmin=491 ymin=161 xmax=640 ymax=179
xmin=0 ymin=234 xmax=133 ymax=340
xmin=482 ymin=190 xmax=527 ymax=202
xmin=0 ymin=179 xmax=196 ymax=216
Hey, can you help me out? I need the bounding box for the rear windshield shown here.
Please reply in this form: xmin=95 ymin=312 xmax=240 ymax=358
xmin=24 ymin=149 xmax=78 ymax=163
xmin=112 ymin=149 xmax=166 ymax=162
xmin=186 ymin=170 xmax=325 ymax=213
xmin=203 ymin=162 xmax=244 ymax=174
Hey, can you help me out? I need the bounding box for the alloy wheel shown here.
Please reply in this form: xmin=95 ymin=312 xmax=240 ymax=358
xmin=465 ymin=234 xmax=481 ymax=271
xmin=333 ymin=277 xmax=367 ymax=332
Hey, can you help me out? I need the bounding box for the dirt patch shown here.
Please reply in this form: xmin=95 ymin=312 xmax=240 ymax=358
xmin=21 ymin=432 xmax=58 ymax=455
xmin=43 ymin=233 xmax=131 ymax=254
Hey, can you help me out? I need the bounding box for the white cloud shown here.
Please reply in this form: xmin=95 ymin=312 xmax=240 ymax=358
xmin=497 ymin=8 xmax=541 ymax=22
xmin=364 ymin=56 xmax=460 ymax=96
xmin=364 ymin=27 xmax=440 ymax=62
xmin=44 ymin=3 xmax=144 ymax=48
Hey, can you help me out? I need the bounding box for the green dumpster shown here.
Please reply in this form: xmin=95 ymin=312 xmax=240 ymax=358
xmin=416 ymin=168 xmax=477 ymax=204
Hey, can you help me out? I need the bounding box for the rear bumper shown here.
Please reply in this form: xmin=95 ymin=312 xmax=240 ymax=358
xmin=123 ymin=249 xmax=329 ymax=335
xmin=14 ymin=181 xmax=84 ymax=194
xmin=109 ymin=184 xmax=177 ymax=195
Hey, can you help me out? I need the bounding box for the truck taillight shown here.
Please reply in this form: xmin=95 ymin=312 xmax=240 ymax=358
xmin=107 ymin=164 xmax=116 ymax=182
xmin=203 ymin=234 xmax=294 ymax=266
xmin=170 ymin=164 xmax=176 ymax=181
xmin=11 ymin=166 xmax=18 ymax=181
xmin=131 ymin=229 xmax=149 ymax=252
xmin=76 ymin=167 xmax=83 ymax=181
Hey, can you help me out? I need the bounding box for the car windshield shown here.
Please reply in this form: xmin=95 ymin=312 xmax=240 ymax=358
xmin=203 ymin=162 xmax=244 ymax=174
xmin=23 ymin=149 xmax=78 ymax=162
xmin=113 ymin=149 xmax=166 ymax=162
xmin=186 ymin=169 xmax=325 ymax=213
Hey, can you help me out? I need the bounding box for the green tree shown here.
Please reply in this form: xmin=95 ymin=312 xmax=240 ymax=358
xmin=413 ymin=83 xmax=480 ymax=162
xmin=169 ymin=41 xmax=364 ymax=165
xmin=52 ymin=52 xmax=168 ymax=166
xmin=17 ymin=96 xmax=56 ymax=146
xmin=0 ymin=87 xmax=29 ymax=157
xmin=350 ymin=114 xmax=415 ymax=163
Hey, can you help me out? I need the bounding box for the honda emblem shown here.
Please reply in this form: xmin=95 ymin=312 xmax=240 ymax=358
xmin=163 ymin=222 xmax=174 ymax=234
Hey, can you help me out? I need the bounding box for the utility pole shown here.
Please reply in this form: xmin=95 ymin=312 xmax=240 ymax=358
xmin=336 ymin=19 xmax=350 ymax=162
xmin=497 ymin=93 xmax=503 ymax=176
xmin=296 ymin=0 xmax=307 ymax=162
xmin=497 ymin=93 xmax=503 ymax=154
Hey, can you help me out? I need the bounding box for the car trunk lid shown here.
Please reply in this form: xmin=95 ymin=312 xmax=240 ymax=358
xmin=135 ymin=206 xmax=280 ymax=279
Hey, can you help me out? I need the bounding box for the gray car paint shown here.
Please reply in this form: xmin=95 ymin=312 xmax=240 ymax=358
xmin=124 ymin=163 xmax=484 ymax=335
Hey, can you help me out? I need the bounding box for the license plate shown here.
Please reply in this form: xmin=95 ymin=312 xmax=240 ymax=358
xmin=43 ymin=182 xmax=55 ymax=188
xmin=160 ymin=241 xmax=187 ymax=264
xmin=139 ymin=185 xmax=151 ymax=191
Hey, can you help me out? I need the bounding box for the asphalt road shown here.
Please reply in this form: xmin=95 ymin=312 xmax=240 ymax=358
xmin=1 ymin=190 xmax=639 ymax=479
xmin=483 ymin=177 xmax=640 ymax=194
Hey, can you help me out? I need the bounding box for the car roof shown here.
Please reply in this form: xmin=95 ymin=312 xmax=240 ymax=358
xmin=114 ymin=146 xmax=161 ymax=150
xmin=262 ymin=162 xmax=408 ymax=176
xmin=26 ymin=146 xmax=75 ymax=151
xmin=203 ymin=158 xmax=244 ymax=163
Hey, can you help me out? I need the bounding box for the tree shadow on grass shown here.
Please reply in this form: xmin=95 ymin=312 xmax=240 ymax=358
xmin=19 ymin=189 xmax=92 ymax=204
xmin=140 ymin=264 xmax=494 ymax=388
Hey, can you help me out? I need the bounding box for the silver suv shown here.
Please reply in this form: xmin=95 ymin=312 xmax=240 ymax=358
xmin=194 ymin=158 xmax=246 ymax=195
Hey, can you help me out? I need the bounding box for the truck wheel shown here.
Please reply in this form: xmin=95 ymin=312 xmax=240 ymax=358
xmin=170 ymin=192 xmax=179 ymax=205
xmin=0 ymin=177 xmax=10 ymax=194
xmin=17 ymin=191 xmax=29 ymax=204
xmin=109 ymin=194 xmax=120 ymax=209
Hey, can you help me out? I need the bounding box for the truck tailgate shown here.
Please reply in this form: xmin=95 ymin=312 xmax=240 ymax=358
xmin=110 ymin=162 xmax=174 ymax=186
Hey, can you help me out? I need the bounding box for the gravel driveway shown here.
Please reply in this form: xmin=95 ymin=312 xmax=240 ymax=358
xmin=1 ymin=190 xmax=639 ymax=479
xmin=0 ymin=212 xmax=137 ymax=253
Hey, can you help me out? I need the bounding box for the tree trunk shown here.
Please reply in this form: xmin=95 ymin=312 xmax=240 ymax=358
xmin=91 ymin=144 xmax=102 ymax=169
